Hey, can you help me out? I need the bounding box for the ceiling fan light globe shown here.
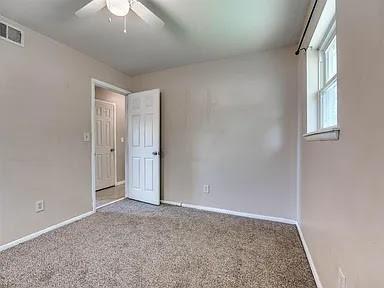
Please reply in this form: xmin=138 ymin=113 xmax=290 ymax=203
xmin=106 ymin=0 xmax=130 ymax=17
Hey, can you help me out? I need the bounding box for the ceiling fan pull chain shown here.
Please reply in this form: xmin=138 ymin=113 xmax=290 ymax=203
xmin=124 ymin=15 xmax=127 ymax=33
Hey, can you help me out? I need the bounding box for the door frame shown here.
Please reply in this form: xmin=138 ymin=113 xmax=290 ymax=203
xmin=95 ymin=99 xmax=117 ymax=190
xmin=91 ymin=79 xmax=130 ymax=211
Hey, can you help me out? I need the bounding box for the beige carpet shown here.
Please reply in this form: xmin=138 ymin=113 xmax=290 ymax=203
xmin=0 ymin=200 xmax=316 ymax=288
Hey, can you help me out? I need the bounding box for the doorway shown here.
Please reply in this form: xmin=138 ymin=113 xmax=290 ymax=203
xmin=91 ymin=79 xmax=161 ymax=211
xmin=92 ymin=80 xmax=129 ymax=210
xmin=95 ymin=94 xmax=128 ymax=208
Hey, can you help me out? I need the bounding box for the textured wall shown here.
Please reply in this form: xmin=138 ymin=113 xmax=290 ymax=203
xmin=133 ymin=47 xmax=298 ymax=220
xmin=0 ymin=17 xmax=131 ymax=245
xmin=297 ymin=0 xmax=384 ymax=287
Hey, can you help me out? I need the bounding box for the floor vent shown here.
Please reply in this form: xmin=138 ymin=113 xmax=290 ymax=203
xmin=0 ymin=20 xmax=24 ymax=47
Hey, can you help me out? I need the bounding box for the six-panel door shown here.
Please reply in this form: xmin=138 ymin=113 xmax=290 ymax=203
xmin=95 ymin=100 xmax=115 ymax=190
xmin=127 ymin=89 xmax=160 ymax=205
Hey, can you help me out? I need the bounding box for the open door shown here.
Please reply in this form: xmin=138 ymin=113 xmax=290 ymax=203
xmin=127 ymin=89 xmax=160 ymax=205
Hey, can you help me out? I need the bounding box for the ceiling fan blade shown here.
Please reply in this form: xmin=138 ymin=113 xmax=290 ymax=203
xmin=131 ymin=1 xmax=165 ymax=28
xmin=75 ymin=0 xmax=107 ymax=18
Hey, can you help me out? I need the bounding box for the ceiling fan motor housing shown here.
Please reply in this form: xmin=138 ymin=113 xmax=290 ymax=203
xmin=106 ymin=0 xmax=130 ymax=17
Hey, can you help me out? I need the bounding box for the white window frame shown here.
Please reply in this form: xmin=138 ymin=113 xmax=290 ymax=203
xmin=304 ymin=17 xmax=339 ymax=141
xmin=318 ymin=20 xmax=337 ymax=130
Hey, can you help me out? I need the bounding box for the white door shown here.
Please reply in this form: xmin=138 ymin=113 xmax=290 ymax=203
xmin=127 ymin=89 xmax=160 ymax=205
xmin=95 ymin=100 xmax=116 ymax=190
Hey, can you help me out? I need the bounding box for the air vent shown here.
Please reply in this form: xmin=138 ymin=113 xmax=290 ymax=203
xmin=0 ymin=22 xmax=6 ymax=38
xmin=0 ymin=20 xmax=24 ymax=47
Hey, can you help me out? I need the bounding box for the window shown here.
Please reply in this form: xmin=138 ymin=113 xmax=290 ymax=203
xmin=305 ymin=0 xmax=339 ymax=140
xmin=319 ymin=27 xmax=337 ymax=129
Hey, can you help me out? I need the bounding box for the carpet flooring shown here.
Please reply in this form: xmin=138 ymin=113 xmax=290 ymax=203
xmin=0 ymin=200 xmax=316 ymax=288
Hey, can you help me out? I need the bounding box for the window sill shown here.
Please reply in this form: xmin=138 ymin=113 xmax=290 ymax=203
xmin=303 ymin=127 xmax=340 ymax=142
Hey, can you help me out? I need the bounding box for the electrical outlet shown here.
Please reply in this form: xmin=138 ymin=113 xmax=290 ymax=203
xmin=338 ymin=268 xmax=346 ymax=288
xmin=35 ymin=200 xmax=44 ymax=213
xmin=203 ymin=184 xmax=210 ymax=194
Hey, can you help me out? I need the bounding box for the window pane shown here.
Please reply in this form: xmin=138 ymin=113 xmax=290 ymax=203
xmin=320 ymin=81 xmax=337 ymax=128
xmin=325 ymin=36 xmax=337 ymax=82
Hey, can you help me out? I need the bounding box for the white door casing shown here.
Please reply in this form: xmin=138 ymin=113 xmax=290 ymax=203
xmin=95 ymin=100 xmax=116 ymax=190
xmin=127 ymin=89 xmax=160 ymax=205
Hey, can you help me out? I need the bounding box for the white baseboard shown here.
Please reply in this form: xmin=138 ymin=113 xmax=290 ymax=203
xmin=0 ymin=210 xmax=94 ymax=253
xmin=296 ymin=223 xmax=323 ymax=288
xmin=161 ymin=200 xmax=296 ymax=225
xmin=160 ymin=200 xmax=182 ymax=206
xmin=115 ymin=180 xmax=125 ymax=186
xmin=182 ymin=203 xmax=297 ymax=225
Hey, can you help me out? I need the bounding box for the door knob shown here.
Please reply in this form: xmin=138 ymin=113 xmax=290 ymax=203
xmin=110 ymin=148 xmax=115 ymax=152
xmin=152 ymin=151 xmax=159 ymax=156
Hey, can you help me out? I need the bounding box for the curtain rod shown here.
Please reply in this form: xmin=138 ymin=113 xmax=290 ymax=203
xmin=295 ymin=0 xmax=319 ymax=55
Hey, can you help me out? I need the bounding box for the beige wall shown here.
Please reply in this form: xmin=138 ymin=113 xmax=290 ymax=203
xmin=298 ymin=0 xmax=384 ymax=287
xmin=95 ymin=87 xmax=126 ymax=183
xmin=133 ymin=47 xmax=298 ymax=220
xmin=0 ymin=17 xmax=131 ymax=245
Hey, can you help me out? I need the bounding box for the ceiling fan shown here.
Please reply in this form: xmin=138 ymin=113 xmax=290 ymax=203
xmin=75 ymin=0 xmax=164 ymax=30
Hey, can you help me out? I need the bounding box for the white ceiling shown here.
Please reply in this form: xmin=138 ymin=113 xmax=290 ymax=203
xmin=0 ymin=0 xmax=310 ymax=76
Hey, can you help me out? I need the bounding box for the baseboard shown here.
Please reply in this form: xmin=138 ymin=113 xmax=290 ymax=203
xmin=161 ymin=200 xmax=296 ymax=225
xmin=0 ymin=210 xmax=94 ymax=253
xmin=183 ymin=203 xmax=297 ymax=225
xmin=160 ymin=200 xmax=182 ymax=206
xmin=296 ymin=223 xmax=323 ymax=288
xmin=115 ymin=180 xmax=125 ymax=186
